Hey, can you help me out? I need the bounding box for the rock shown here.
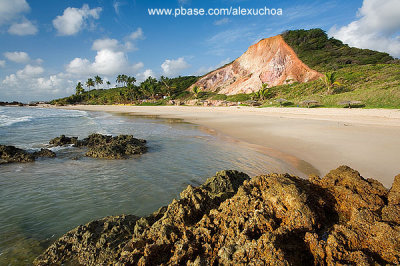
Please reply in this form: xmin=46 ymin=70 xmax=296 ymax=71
xmin=49 ymin=135 xmax=78 ymax=147
xmin=32 ymin=148 xmax=56 ymax=158
xmin=33 ymin=214 xmax=140 ymax=265
xmin=48 ymin=133 xmax=147 ymax=159
xmin=34 ymin=167 xmax=400 ymax=265
xmin=0 ymin=144 xmax=35 ymax=164
xmin=191 ymin=35 xmax=322 ymax=95
xmin=82 ymin=134 xmax=147 ymax=159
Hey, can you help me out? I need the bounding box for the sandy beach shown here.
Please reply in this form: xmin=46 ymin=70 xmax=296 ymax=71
xmin=54 ymin=105 xmax=400 ymax=187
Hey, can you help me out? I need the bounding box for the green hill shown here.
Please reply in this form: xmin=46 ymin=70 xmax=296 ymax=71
xmin=282 ymin=29 xmax=396 ymax=71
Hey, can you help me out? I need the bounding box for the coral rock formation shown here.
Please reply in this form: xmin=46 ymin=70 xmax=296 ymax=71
xmin=34 ymin=167 xmax=400 ymax=265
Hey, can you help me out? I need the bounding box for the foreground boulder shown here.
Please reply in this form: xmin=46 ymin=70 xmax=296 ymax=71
xmin=49 ymin=133 xmax=147 ymax=159
xmin=34 ymin=167 xmax=400 ymax=265
xmin=0 ymin=145 xmax=55 ymax=164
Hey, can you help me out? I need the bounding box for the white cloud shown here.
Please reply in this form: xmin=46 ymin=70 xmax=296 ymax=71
xmin=329 ymin=0 xmax=400 ymax=57
xmin=53 ymin=4 xmax=102 ymax=36
xmin=113 ymin=1 xmax=122 ymax=15
xmin=137 ymin=69 xmax=156 ymax=82
xmin=4 ymin=51 xmax=30 ymax=63
xmin=0 ymin=0 xmax=29 ymax=26
xmin=161 ymin=57 xmax=190 ymax=77
xmin=0 ymin=60 xmax=5 ymax=68
xmin=8 ymin=18 xmax=38 ymax=35
xmin=92 ymin=38 xmax=120 ymax=51
xmin=214 ymin=18 xmax=230 ymax=26
xmin=66 ymin=37 xmax=143 ymax=76
xmin=16 ymin=64 xmax=44 ymax=77
xmin=128 ymin=28 xmax=144 ymax=40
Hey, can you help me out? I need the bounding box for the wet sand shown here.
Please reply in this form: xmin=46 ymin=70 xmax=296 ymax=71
xmin=53 ymin=105 xmax=400 ymax=187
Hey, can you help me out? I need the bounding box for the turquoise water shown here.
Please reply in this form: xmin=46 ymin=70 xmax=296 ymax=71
xmin=0 ymin=106 xmax=296 ymax=264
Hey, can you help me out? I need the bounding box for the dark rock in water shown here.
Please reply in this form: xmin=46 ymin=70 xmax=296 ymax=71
xmin=82 ymin=133 xmax=147 ymax=159
xmin=48 ymin=133 xmax=147 ymax=159
xmin=49 ymin=135 xmax=78 ymax=147
xmin=0 ymin=144 xmax=35 ymax=164
xmin=32 ymin=148 xmax=56 ymax=158
xmin=34 ymin=167 xmax=400 ymax=265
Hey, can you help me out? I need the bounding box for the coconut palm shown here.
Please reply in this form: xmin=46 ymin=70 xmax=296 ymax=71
xmin=254 ymin=83 xmax=270 ymax=101
xmin=322 ymin=72 xmax=341 ymax=95
xmin=106 ymin=81 xmax=111 ymax=89
xmin=126 ymin=76 xmax=136 ymax=87
xmin=94 ymin=75 xmax=103 ymax=89
xmin=192 ymin=86 xmax=201 ymax=98
xmin=160 ymin=76 xmax=176 ymax=97
xmin=75 ymin=82 xmax=84 ymax=95
xmin=141 ymin=76 xmax=158 ymax=100
xmin=116 ymin=75 xmax=123 ymax=87
xmin=86 ymin=78 xmax=95 ymax=98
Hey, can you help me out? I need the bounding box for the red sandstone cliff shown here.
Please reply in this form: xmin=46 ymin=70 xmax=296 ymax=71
xmin=193 ymin=35 xmax=322 ymax=95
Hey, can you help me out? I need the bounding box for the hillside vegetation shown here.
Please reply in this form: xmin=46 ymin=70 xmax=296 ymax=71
xmin=282 ymin=29 xmax=396 ymax=71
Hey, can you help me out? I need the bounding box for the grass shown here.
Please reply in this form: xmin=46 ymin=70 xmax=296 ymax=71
xmin=258 ymin=64 xmax=400 ymax=109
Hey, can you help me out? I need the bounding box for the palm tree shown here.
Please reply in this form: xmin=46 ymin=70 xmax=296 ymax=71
xmin=106 ymin=81 xmax=111 ymax=89
xmin=126 ymin=76 xmax=136 ymax=87
xmin=192 ymin=86 xmax=201 ymax=98
xmin=75 ymin=82 xmax=84 ymax=96
xmin=121 ymin=74 xmax=128 ymax=87
xmin=322 ymin=72 xmax=341 ymax=95
xmin=254 ymin=83 xmax=270 ymax=101
xmin=141 ymin=77 xmax=158 ymax=100
xmin=160 ymin=76 xmax=176 ymax=98
xmin=86 ymin=78 xmax=95 ymax=98
xmin=94 ymin=75 xmax=103 ymax=90
xmin=116 ymin=75 xmax=123 ymax=87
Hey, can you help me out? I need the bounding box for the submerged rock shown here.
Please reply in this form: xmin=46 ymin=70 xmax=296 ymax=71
xmin=32 ymin=148 xmax=56 ymax=158
xmin=34 ymin=167 xmax=400 ymax=265
xmin=0 ymin=145 xmax=35 ymax=164
xmin=49 ymin=133 xmax=147 ymax=159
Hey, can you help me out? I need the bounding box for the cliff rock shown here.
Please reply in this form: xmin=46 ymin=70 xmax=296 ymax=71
xmin=192 ymin=35 xmax=322 ymax=95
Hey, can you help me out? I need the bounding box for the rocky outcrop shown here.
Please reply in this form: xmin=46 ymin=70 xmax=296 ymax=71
xmin=0 ymin=145 xmax=55 ymax=164
xmin=34 ymin=167 xmax=400 ymax=265
xmin=0 ymin=145 xmax=35 ymax=164
xmin=192 ymin=35 xmax=322 ymax=95
xmin=49 ymin=133 xmax=147 ymax=159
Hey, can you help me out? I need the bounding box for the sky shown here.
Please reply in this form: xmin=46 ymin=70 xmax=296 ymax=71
xmin=0 ymin=0 xmax=399 ymax=102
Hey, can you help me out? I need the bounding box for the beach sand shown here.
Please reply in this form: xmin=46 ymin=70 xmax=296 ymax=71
xmin=54 ymin=105 xmax=400 ymax=187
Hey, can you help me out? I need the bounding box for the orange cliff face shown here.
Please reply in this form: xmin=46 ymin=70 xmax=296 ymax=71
xmin=192 ymin=35 xmax=323 ymax=95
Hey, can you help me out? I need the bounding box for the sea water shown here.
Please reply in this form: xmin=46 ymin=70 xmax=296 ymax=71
xmin=0 ymin=106 xmax=296 ymax=264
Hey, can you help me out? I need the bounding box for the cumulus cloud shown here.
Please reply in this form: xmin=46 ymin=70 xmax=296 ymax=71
xmin=4 ymin=51 xmax=30 ymax=63
xmin=0 ymin=0 xmax=29 ymax=26
xmin=329 ymin=0 xmax=400 ymax=57
xmin=66 ymin=37 xmax=144 ymax=76
xmin=136 ymin=69 xmax=156 ymax=82
xmin=161 ymin=57 xmax=190 ymax=77
xmin=8 ymin=18 xmax=38 ymax=35
xmin=0 ymin=60 xmax=5 ymax=68
xmin=53 ymin=4 xmax=102 ymax=36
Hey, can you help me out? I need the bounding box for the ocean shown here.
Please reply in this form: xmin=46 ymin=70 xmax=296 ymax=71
xmin=0 ymin=106 xmax=296 ymax=264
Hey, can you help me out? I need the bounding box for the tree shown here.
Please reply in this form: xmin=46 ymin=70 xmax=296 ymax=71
xmin=322 ymin=72 xmax=341 ymax=95
xmin=126 ymin=76 xmax=136 ymax=87
xmin=106 ymin=81 xmax=111 ymax=89
xmin=160 ymin=76 xmax=176 ymax=98
xmin=94 ymin=75 xmax=103 ymax=89
xmin=192 ymin=86 xmax=201 ymax=98
xmin=121 ymin=74 xmax=128 ymax=87
xmin=253 ymin=83 xmax=270 ymax=101
xmin=86 ymin=78 xmax=95 ymax=98
xmin=75 ymin=82 xmax=84 ymax=95
xmin=141 ymin=76 xmax=158 ymax=100
xmin=116 ymin=75 xmax=123 ymax=87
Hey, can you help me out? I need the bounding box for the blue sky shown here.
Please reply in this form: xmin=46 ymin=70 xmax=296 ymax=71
xmin=0 ymin=0 xmax=399 ymax=102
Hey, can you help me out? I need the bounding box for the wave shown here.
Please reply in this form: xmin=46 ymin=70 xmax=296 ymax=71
xmin=0 ymin=114 xmax=33 ymax=127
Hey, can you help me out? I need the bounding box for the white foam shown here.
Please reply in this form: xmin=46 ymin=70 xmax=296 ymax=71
xmin=0 ymin=114 xmax=33 ymax=127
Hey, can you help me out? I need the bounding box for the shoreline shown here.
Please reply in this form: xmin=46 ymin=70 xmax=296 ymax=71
xmin=49 ymin=105 xmax=400 ymax=187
